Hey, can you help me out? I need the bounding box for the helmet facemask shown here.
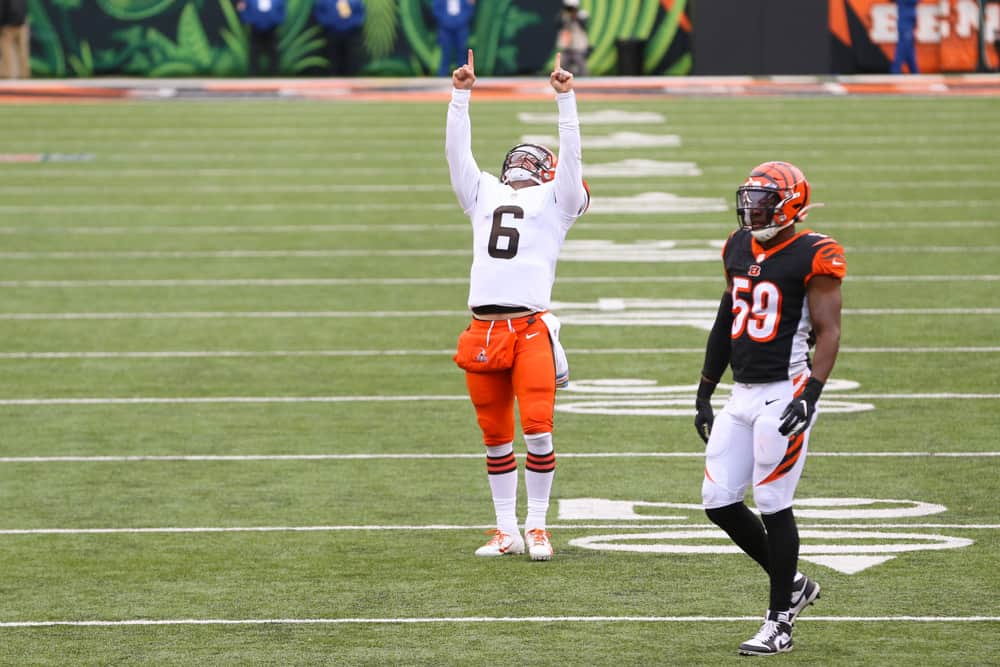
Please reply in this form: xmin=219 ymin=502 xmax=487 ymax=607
xmin=736 ymin=186 xmax=792 ymax=242
xmin=501 ymin=144 xmax=556 ymax=186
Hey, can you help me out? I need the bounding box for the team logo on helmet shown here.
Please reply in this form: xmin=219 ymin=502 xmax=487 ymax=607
xmin=501 ymin=143 xmax=557 ymax=185
xmin=736 ymin=161 xmax=813 ymax=242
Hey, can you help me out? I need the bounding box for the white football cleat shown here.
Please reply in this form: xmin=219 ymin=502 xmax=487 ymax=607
xmin=789 ymin=575 xmax=821 ymax=623
xmin=474 ymin=529 xmax=525 ymax=557
xmin=738 ymin=611 xmax=794 ymax=656
xmin=525 ymin=528 xmax=554 ymax=561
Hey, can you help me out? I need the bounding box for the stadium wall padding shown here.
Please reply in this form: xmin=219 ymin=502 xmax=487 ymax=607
xmin=691 ymin=0 xmax=831 ymax=75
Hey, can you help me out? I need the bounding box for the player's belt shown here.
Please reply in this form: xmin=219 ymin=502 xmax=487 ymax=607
xmin=471 ymin=305 xmax=535 ymax=320
xmin=472 ymin=310 xmax=535 ymax=321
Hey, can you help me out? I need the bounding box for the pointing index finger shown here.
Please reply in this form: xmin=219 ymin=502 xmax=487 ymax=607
xmin=554 ymin=52 xmax=561 ymax=72
xmin=467 ymin=49 xmax=474 ymax=71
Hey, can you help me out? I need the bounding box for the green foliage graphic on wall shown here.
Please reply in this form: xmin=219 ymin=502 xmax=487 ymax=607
xmin=362 ymin=0 xmax=398 ymax=61
xmin=26 ymin=0 xmax=691 ymax=77
xmin=29 ymin=0 xmax=326 ymax=76
xmin=97 ymin=0 xmax=181 ymax=20
xmin=395 ymin=0 xmax=540 ymax=76
xmin=575 ymin=0 xmax=690 ymax=75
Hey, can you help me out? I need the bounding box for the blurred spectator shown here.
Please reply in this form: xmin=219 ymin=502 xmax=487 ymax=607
xmin=556 ymin=0 xmax=589 ymax=76
xmin=0 ymin=0 xmax=29 ymax=78
xmin=890 ymin=0 xmax=918 ymax=74
xmin=237 ymin=0 xmax=287 ymax=76
xmin=433 ymin=0 xmax=475 ymax=77
xmin=314 ymin=0 xmax=366 ymax=76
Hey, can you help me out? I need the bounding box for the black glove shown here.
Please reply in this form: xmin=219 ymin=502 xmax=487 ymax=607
xmin=694 ymin=378 xmax=716 ymax=444
xmin=778 ymin=377 xmax=824 ymax=436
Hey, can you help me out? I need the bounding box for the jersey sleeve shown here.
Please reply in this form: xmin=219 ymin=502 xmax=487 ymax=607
xmin=552 ymin=91 xmax=588 ymax=224
xmin=445 ymin=88 xmax=482 ymax=215
xmin=807 ymin=237 xmax=847 ymax=282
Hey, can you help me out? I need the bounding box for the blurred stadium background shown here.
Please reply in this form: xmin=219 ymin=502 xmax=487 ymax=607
xmin=16 ymin=0 xmax=1000 ymax=78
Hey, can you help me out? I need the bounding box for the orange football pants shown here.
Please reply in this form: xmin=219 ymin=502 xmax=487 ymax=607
xmin=463 ymin=313 xmax=556 ymax=446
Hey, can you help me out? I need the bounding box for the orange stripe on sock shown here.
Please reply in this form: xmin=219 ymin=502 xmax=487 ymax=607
xmin=525 ymin=451 xmax=556 ymax=473
xmin=486 ymin=452 xmax=517 ymax=475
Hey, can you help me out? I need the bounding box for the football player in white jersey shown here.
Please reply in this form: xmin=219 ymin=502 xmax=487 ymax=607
xmin=446 ymin=50 xmax=589 ymax=561
xmin=694 ymin=162 xmax=845 ymax=655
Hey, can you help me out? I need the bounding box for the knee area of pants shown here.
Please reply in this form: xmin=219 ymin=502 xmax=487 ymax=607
xmin=702 ymin=479 xmax=740 ymax=509
xmin=752 ymin=487 xmax=787 ymax=515
xmin=478 ymin=420 xmax=514 ymax=446
xmin=521 ymin=417 xmax=553 ymax=434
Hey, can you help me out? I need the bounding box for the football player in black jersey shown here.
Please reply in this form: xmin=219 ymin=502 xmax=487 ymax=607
xmin=694 ymin=161 xmax=846 ymax=656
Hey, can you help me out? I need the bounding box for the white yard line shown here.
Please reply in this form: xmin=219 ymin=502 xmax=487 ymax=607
xmin=4 ymin=181 xmax=998 ymax=194
xmin=1 ymin=221 xmax=996 ymax=234
xmin=0 ymin=393 xmax=995 ymax=406
xmin=0 ymin=308 xmax=995 ymax=321
xmin=0 ymin=247 xmax=995 ymax=261
xmin=0 ymin=452 xmax=995 ymax=463
xmin=0 ymin=203 xmax=455 ymax=213
xmin=0 ymin=184 xmax=452 ymax=194
xmin=0 ymin=276 xmax=996 ymax=287
xmin=0 ymin=201 xmax=995 ymax=214
xmin=1 ymin=164 xmax=991 ymax=178
xmin=1 ymin=615 xmax=997 ymax=628
xmin=0 ymin=346 xmax=995 ymax=360
xmin=0 ymin=395 xmax=470 ymax=406
xmin=9 ymin=135 xmax=994 ymax=147
xmin=0 ymin=310 xmax=471 ymax=321
xmin=0 ymin=523 xmax=995 ymax=536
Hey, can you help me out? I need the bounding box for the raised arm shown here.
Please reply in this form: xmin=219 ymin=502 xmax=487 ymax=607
xmin=445 ymin=49 xmax=481 ymax=214
xmin=550 ymin=53 xmax=588 ymax=220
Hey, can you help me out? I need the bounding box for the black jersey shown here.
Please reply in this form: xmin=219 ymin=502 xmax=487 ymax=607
xmin=722 ymin=228 xmax=846 ymax=384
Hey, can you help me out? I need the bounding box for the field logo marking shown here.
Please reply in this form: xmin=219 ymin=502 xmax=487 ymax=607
xmin=556 ymin=378 xmax=876 ymax=416
xmin=562 ymin=497 xmax=972 ymax=574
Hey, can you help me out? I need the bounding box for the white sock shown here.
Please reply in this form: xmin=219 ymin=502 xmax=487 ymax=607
xmin=523 ymin=432 xmax=555 ymax=532
xmin=485 ymin=442 xmax=519 ymax=535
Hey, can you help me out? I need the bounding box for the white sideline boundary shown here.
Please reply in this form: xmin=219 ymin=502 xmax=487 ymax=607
xmin=0 ymin=615 xmax=997 ymax=628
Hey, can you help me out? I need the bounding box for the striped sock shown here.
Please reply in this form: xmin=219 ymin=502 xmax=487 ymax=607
xmin=524 ymin=432 xmax=555 ymax=532
xmin=485 ymin=442 xmax=518 ymax=535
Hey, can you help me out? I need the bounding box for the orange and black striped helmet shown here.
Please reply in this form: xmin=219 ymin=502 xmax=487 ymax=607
xmin=736 ymin=161 xmax=812 ymax=242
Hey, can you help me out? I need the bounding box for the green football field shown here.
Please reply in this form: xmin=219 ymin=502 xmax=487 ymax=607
xmin=0 ymin=91 xmax=998 ymax=665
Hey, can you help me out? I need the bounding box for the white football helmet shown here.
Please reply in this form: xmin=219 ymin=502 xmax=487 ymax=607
xmin=500 ymin=143 xmax=557 ymax=186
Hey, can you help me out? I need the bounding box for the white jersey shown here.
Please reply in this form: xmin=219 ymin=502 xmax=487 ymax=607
xmin=446 ymin=88 xmax=588 ymax=312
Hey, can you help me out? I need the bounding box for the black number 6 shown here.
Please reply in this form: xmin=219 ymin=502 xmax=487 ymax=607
xmin=488 ymin=205 xmax=523 ymax=259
